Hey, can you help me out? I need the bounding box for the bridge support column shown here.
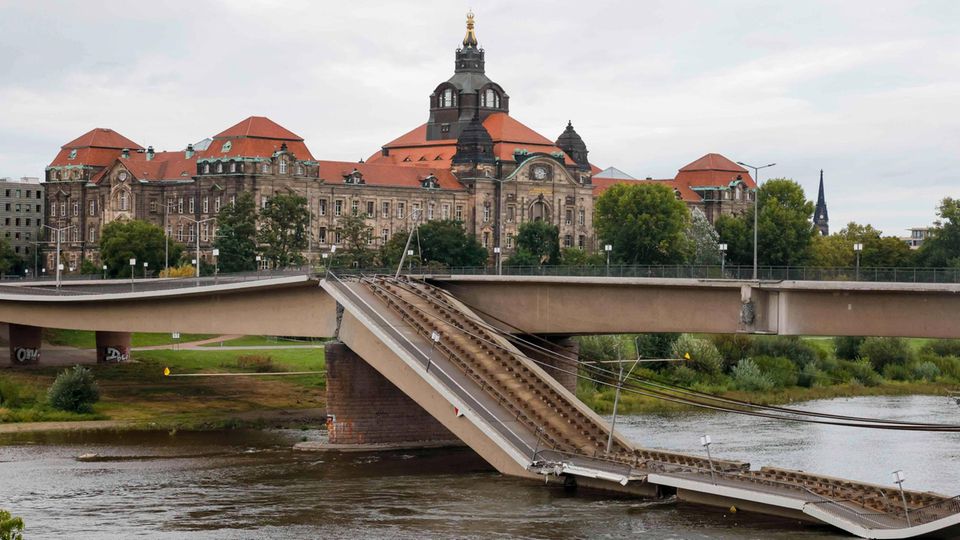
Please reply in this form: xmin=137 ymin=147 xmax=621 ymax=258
xmin=325 ymin=341 xmax=458 ymax=447
xmin=95 ymin=331 xmax=132 ymax=363
xmin=516 ymin=336 xmax=579 ymax=393
xmin=7 ymin=323 xmax=42 ymax=365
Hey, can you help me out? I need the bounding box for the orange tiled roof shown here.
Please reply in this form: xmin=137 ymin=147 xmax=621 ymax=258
xmin=318 ymin=160 xmax=466 ymax=190
xmin=49 ymin=147 xmax=132 ymax=168
xmin=116 ymin=151 xmax=197 ymax=183
xmin=49 ymin=128 xmax=144 ymax=168
xmin=367 ymin=113 xmax=575 ymax=167
xmin=675 ymin=153 xmax=755 ymax=189
xmin=214 ymin=116 xmax=303 ymax=141
xmin=199 ymin=138 xmax=316 ymax=162
xmin=61 ymin=128 xmax=143 ymax=151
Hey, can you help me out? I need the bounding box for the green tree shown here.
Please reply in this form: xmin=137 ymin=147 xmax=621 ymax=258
xmin=214 ymin=191 xmax=258 ymax=272
xmin=595 ymin=183 xmax=690 ymax=264
xmin=257 ymin=193 xmax=311 ymax=268
xmin=100 ymin=220 xmax=182 ymax=278
xmin=0 ymin=508 xmax=24 ymax=540
xmin=0 ymin=238 xmax=24 ymax=276
xmin=715 ymin=179 xmax=814 ymax=266
xmin=338 ymin=214 xmax=376 ymax=268
xmin=417 ymin=220 xmax=487 ymax=268
xmin=560 ymin=247 xmax=605 ymax=266
xmin=810 ymin=222 xmax=914 ymax=267
xmin=514 ymin=221 xmax=561 ymax=265
xmin=686 ymin=207 xmax=721 ymax=265
xmin=918 ymin=198 xmax=960 ymax=267
xmin=380 ymin=228 xmax=412 ymax=269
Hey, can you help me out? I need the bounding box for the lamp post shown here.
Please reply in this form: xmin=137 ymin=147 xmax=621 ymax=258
xmin=143 ymin=261 xmax=148 ymax=279
xmin=700 ymin=434 xmax=717 ymax=485
xmin=893 ymin=470 xmax=911 ymax=526
xmin=853 ymin=242 xmax=863 ymax=281
xmin=42 ymin=223 xmax=75 ymax=290
xmin=736 ymin=161 xmax=776 ymax=280
xmin=129 ymin=258 xmax=136 ymax=291
xmin=604 ymin=244 xmax=613 ymax=276
xmin=427 ymin=330 xmax=441 ymax=373
xmin=493 ymin=246 xmax=501 ymax=275
xmin=178 ymin=216 xmax=217 ymax=278
xmin=102 ymin=264 xmax=107 ymax=280
xmin=255 ymin=255 xmax=262 ymax=279
xmin=719 ymin=243 xmax=728 ymax=277
xmin=407 ymin=249 xmax=414 ymax=274
xmin=212 ymin=248 xmax=220 ymax=282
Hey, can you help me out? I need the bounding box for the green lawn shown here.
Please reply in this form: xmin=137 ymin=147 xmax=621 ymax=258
xmin=44 ymin=329 xmax=214 ymax=349
xmin=197 ymin=335 xmax=327 ymax=348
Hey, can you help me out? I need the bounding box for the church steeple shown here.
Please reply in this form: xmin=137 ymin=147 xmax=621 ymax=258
xmin=814 ymin=169 xmax=829 ymax=236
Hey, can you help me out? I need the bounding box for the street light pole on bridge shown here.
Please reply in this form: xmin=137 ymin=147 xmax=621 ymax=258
xmin=736 ymin=161 xmax=776 ymax=280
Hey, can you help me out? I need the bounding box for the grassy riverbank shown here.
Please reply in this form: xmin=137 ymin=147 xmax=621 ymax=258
xmin=1 ymin=344 xmax=326 ymax=429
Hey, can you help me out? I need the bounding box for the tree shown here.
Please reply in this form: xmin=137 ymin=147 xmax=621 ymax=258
xmin=338 ymin=214 xmax=376 ymax=268
xmin=686 ymin=208 xmax=721 ymax=265
xmin=594 ymin=183 xmax=690 ymax=264
xmin=560 ymin=247 xmax=605 ymax=266
xmin=810 ymin=222 xmax=914 ymax=268
xmin=0 ymin=508 xmax=24 ymax=540
xmin=257 ymin=193 xmax=311 ymax=268
xmin=918 ymin=198 xmax=960 ymax=267
xmin=715 ymin=179 xmax=814 ymax=267
xmin=100 ymin=220 xmax=181 ymax=278
xmin=214 ymin=191 xmax=258 ymax=273
xmin=380 ymin=228 xmax=414 ymax=270
xmin=514 ymin=221 xmax=561 ymax=265
xmin=0 ymin=238 xmax=24 ymax=276
xmin=418 ymin=220 xmax=488 ymax=268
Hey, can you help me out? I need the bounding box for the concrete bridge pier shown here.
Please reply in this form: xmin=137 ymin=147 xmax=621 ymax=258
xmin=323 ymin=341 xmax=460 ymax=448
xmin=6 ymin=323 xmax=42 ymax=365
xmin=516 ymin=336 xmax=580 ymax=393
xmin=95 ymin=331 xmax=132 ymax=363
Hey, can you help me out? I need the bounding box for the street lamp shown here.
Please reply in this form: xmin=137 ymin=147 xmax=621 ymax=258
xmin=736 ymin=161 xmax=776 ymax=280
xmin=853 ymin=242 xmax=864 ymax=281
xmin=893 ymin=470 xmax=911 ymax=526
xmin=493 ymin=246 xmax=501 ymax=275
xmin=700 ymin=434 xmax=717 ymax=485
xmin=102 ymin=264 xmax=107 ymax=280
xmin=255 ymin=255 xmax=262 ymax=279
xmin=129 ymin=258 xmax=136 ymax=291
xmin=212 ymin=248 xmax=220 ymax=281
xmin=719 ymin=243 xmax=728 ymax=277
xmin=42 ymin=223 xmax=75 ymax=290
xmin=143 ymin=261 xmax=148 ymax=279
xmin=604 ymin=244 xmax=613 ymax=276
xmin=407 ymin=249 xmax=414 ymax=274
xmin=178 ymin=216 xmax=217 ymax=278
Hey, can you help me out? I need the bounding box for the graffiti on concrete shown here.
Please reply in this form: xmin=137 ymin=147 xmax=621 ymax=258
xmin=102 ymin=346 xmax=129 ymax=363
xmin=13 ymin=347 xmax=40 ymax=364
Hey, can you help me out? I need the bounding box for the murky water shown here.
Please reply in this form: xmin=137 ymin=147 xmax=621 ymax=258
xmin=1 ymin=395 xmax=957 ymax=539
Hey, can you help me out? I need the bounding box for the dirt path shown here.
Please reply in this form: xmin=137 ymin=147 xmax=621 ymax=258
xmin=133 ymin=334 xmax=242 ymax=351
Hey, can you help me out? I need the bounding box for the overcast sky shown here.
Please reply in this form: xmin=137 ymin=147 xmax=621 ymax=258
xmin=1 ymin=0 xmax=957 ymax=235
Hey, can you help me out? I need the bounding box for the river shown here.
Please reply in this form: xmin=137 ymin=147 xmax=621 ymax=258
xmin=1 ymin=395 xmax=957 ymax=539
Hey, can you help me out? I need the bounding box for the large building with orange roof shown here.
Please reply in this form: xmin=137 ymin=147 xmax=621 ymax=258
xmin=40 ymin=12 xmax=771 ymax=272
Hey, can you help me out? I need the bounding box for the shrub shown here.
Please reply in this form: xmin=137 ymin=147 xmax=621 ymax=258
xmin=797 ymin=363 xmax=828 ymax=388
xmin=47 ymin=365 xmax=100 ymax=413
xmin=921 ymin=354 xmax=960 ymax=382
xmin=834 ymin=336 xmax=865 ymax=360
xmin=912 ymin=361 xmax=941 ymax=382
xmin=845 ymin=359 xmax=882 ymax=387
xmin=882 ymin=363 xmax=912 ymax=381
xmin=751 ymin=336 xmax=818 ymax=368
xmin=666 ymin=365 xmax=699 ymax=387
xmin=709 ymin=334 xmax=753 ymax=372
xmin=236 ymin=355 xmax=279 ymax=373
xmin=0 ymin=377 xmax=23 ymax=408
xmin=671 ymin=335 xmax=724 ymax=375
xmin=753 ymin=355 xmax=799 ymax=388
xmin=859 ymin=337 xmax=911 ymax=371
xmin=731 ymin=359 xmax=774 ymax=392
xmin=634 ymin=333 xmax=681 ymax=362
xmin=159 ymin=264 xmax=195 ymax=278
xmin=923 ymin=339 xmax=960 ymax=358
xmin=0 ymin=508 xmax=25 ymax=540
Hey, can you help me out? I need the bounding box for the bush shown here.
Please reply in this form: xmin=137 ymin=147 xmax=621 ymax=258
xmin=159 ymin=264 xmax=196 ymax=278
xmin=797 ymin=363 xmax=829 ymax=388
xmin=912 ymin=361 xmax=941 ymax=382
xmin=731 ymin=359 xmax=775 ymax=392
xmin=843 ymin=359 xmax=882 ymax=387
xmin=666 ymin=365 xmax=699 ymax=387
xmin=834 ymin=336 xmax=865 ymax=360
xmin=858 ymin=337 xmax=911 ymax=371
xmin=0 ymin=377 xmax=23 ymax=408
xmin=923 ymin=339 xmax=960 ymax=358
xmin=47 ymin=366 xmax=100 ymax=413
xmin=921 ymin=354 xmax=960 ymax=382
xmin=752 ymin=355 xmax=799 ymax=388
xmin=751 ymin=336 xmax=818 ymax=368
xmin=671 ymin=335 xmax=724 ymax=375
xmin=709 ymin=334 xmax=753 ymax=372
xmin=634 ymin=333 xmax=681 ymax=361
xmin=0 ymin=508 xmax=25 ymax=540
xmin=882 ymin=363 xmax=912 ymax=381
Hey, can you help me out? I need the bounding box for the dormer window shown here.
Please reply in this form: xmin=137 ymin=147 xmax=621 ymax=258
xmin=216 ymin=162 xmax=223 ymax=173
xmin=421 ymin=175 xmax=440 ymax=189
xmin=481 ymin=88 xmax=500 ymax=108
xmin=203 ymin=163 xmax=210 ymax=174
xmin=230 ymin=162 xmax=237 ymax=173
xmin=221 ymin=141 xmax=232 ymax=153
xmin=344 ymin=170 xmax=365 ymax=185
xmin=68 ymin=149 xmax=78 ymax=160
xmin=441 ymin=88 xmax=456 ymax=107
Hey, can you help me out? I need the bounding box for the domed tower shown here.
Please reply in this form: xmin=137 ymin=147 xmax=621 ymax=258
xmin=555 ymin=121 xmax=590 ymax=171
xmin=426 ymin=11 xmax=509 ymax=141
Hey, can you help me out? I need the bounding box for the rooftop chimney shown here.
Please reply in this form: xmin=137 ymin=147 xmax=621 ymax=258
xmin=185 ymin=144 xmax=194 ymax=159
xmin=121 ymin=148 xmax=130 ymax=159
xmin=146 ymin=146 xmax=155 ymax=161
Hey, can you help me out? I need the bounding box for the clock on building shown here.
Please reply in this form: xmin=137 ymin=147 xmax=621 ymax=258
xmin=532 ymin=165 xmax=549 ymax=180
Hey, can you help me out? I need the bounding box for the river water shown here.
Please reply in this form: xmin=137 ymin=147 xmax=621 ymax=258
xmin=1 ymin=395 xmax=958 ymax=539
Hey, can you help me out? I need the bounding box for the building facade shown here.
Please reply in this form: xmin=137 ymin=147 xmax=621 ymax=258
xmin=42 ymin=13 xmax=785 ymax=272
xmin=1 ymin=177 xmax=44 ymax=274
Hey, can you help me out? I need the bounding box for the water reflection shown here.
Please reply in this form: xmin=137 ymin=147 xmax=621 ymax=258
xmin=1 ymin=395 xmax=956 ymax=539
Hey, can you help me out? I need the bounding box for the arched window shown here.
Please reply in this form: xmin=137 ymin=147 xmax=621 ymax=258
xmin=119 ymin=192 xmax=129 ymax=211
xmin=441 ymin=88 xmax=455 ymax=108
xmin=482 ymin=88 xmax=500 ymax=108
xmin=203 ymin=163 xmax=210 ymax=174
xmin=216 ymin=162 xmax=223 ymax=173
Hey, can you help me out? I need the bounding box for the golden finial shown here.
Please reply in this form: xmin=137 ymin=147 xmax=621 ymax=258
xmin=463 ymin=10 xmax=478 ymax=48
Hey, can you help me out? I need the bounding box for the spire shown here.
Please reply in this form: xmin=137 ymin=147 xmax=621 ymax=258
xmin=463 ymin=11 xmax=478 ymax=48
xmin=555 ymin=120 xmax=590 ymax=171
xmin=814 ymin=169 xmax=829 ymax=236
